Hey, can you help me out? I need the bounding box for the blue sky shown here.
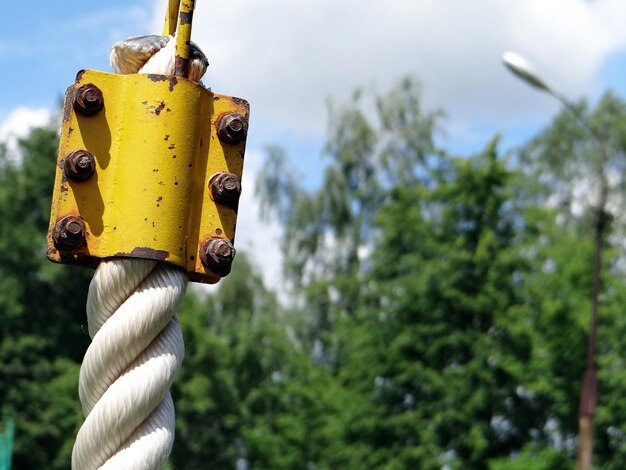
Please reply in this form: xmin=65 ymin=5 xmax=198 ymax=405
xmin=3 ymin=1 xmax=626 ymax=167
xmin=2 ymin=0 xmax=626 ymax=288
xmin=0 ymin=1 xmax=153 ymax=116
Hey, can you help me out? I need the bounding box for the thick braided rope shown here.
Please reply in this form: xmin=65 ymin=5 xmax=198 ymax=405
xmin=71 ymin=33 xmax=199 ymax=469
xmin=72 ymin=259 xmax=187 ymax=469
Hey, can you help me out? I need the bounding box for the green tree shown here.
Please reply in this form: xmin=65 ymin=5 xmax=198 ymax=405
xmin=171 ymin=253 xmax=343 ymax=469
xmin=255 ymin=80 xmax=626 ymax=468
xmin=0 ymin=126 xmax=91 ymax=469
xmin=257 ymin=78 xmax=442 ymax=359
xmin=333 ymin=139 xmax=543 ymax=468
xmin=257 ymin=79 xmax=551 ymax=467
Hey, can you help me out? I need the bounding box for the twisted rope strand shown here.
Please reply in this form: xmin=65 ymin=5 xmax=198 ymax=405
xmin=72 ymin=260 xmax=187 ymax=469
xmin=73 ymin=28 xmax=203 ymax=469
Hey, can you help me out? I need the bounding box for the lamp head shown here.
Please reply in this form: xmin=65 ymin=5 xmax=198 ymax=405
xmin=502 ymin=51 xmax=552 ymax=93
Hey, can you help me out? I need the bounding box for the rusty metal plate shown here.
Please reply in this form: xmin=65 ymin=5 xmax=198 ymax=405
xmin=46 ymin=69 xmax=249 ymax=284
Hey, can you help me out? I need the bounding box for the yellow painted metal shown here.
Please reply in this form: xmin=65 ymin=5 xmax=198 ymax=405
xmin=162 ymin=0 xmax=180 ymax=36
xmin=176 ymin=0 xmax=194 ymax=61
xmin=47 ymin=69 xmax=249 ymax=284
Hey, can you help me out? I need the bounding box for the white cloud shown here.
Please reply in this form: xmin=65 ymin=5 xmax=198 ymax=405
xmin=148 ymin=0 xmax=626 ymax=141
xmin=145 ymin=1 xmax=626 ymax=292
xmin=0 ymin=107 xmax=51 ymax=157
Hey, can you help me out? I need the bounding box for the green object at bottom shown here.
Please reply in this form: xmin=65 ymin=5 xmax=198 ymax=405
xmin=0 ymin=419 xmax=14 ymax=470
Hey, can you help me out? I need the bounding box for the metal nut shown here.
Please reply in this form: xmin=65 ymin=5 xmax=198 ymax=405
xmin=64 ymin=150 xmax=95 ymax=182
xmin=200 ymin=237 xmax=236 ymax=276
xmin=216 ymin=113 xmax=248 ymax=145
xmin=53 ymin=215 xmax=86 ymax=250
xmin=73 ymin=83 xmax=104 ymax=116
xmin=209 ymin=172 xmax=241 ymax=209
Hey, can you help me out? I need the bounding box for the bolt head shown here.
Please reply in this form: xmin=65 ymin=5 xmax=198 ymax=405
xmin=53 ymin=215 xmax=86 ymax=250
xmin=74 ymin=83 xmax=104 ymax=116
xmin=64 ymin=150 xmax=96 ymax=182
xmin=210 ymin=172 xmax=241 ymax=209
xmin=200 ymin=237 xmax=236 ymax=276
xmin=216 ymin=113 xmax=248 ymax=145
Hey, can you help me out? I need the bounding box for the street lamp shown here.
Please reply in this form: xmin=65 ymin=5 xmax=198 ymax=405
xmin=502 ymin=51 xmax=554 ymax=94
xmin=502 ymin=51 xmax=608 ymax=470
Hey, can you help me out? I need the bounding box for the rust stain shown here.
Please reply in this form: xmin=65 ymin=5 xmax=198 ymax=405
xmin=154 ymin=101 xmax=165 ymax=116
xmin=147 ymin=74 xmax=168 ymax=83
xmin=168 ymin=144 xmax=175 ymax=150
xmin=59 ymin=159 xmax=68 ymax=182
xmin=168 ymin=77 xmax=178 ymax=92
xmin=75 ymin=69 xmax=86 ymax=82
xmin=175 ymin=56 xmax=188 ymax=78
xmin=179 ymin=11 xmax=192 ymax=24
xmin=146 ymin=75 xmax=178 ymax=92
xmin=116 ymin=247 xmax=170 ymax=261
xmin=164 ymin=134 xmax=170 ymax=141
xmin=62 ymin=87 xmax=74 ymax=122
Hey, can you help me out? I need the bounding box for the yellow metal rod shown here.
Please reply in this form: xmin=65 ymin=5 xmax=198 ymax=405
xmin=163 ymin=0 xmax=180 ymax=36
xmin=174 ymin=0 xmax=195 ymax=78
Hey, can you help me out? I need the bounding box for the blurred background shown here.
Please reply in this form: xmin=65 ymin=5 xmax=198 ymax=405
xmin=2 ymin=0 xmax=626 ymax=468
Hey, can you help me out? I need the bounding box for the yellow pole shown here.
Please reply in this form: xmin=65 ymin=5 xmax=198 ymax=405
xmin=174 ymin=0 xmax=196 ymax=77
xmin=162 ymin=0 xmax=180 ymax=36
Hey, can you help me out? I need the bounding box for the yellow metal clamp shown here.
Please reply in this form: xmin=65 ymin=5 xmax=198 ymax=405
xmin=46 ymin=1 xmax=250 ymax=284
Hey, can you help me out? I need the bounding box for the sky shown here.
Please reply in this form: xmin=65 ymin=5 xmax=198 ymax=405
xmin=2 ymin=0 xmax=626 ymax=291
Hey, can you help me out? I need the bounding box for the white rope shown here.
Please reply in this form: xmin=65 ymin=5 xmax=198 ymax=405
xmin=72 ymin=34 xmax=201 ymax=469
xmin=72 ymin=260 xmax=187 ymax=470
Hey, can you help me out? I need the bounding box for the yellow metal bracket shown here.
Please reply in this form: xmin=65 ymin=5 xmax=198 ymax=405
xmin=46 ymin=69 xmax=250 ymax=283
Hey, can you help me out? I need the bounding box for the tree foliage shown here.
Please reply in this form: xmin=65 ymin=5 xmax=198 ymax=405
xmin=0 ymin=126 xmax=91 ymax=469
xmin=4 ymin=81 xmax=626 ymax=469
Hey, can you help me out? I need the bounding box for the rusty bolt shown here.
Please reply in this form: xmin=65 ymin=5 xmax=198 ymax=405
xmin=53 ymin=215 xmax=86 ymax=250
xmin=216 ymin=113 xmax=248 ymax=145
xmin=64 ymin=150 xmax=96 ymax=182
xmin=200 ymin=237 xmax=236 ymax=276
xmin=73 ymin=83 xmax=104 ymax=116
xmin=209 ymin=172 xmax=241 ymax=209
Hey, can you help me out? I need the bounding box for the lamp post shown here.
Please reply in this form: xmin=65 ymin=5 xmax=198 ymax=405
xmin=503 ymin=51 xmax=609 ymax=470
